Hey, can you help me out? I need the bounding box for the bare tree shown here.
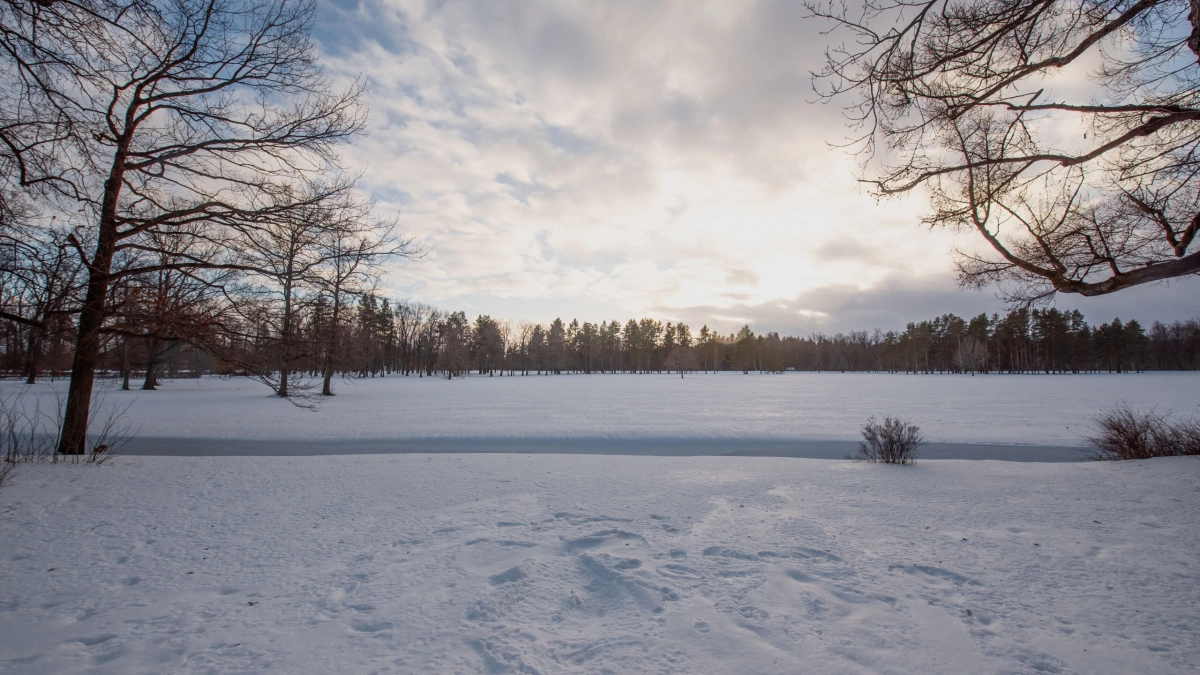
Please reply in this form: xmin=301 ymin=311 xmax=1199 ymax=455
xmin=315 ymin=208 xmax=417 ymax=396
xmin=108 ymin=230 xmax=230 ymax=390
xmin=0 ymin=219 xmax=82 ymax=383
xmin=496 ymin=319 xmax=513 ymax=375
xmin=394 ymin=299 xmax=432 ymax=376
xmin=665 ymin=346 xmax=698 ymax=378
xmin=0 ymin=0 xmax=366 ymax=452
xmin=417 ymin=307 xmax=443 ymax=377
xmin=515 ymin=320 xmax=536 ymax=375
xmin=956 ymin=337 xmax=987 ymax=374
xmin=811 ymin=0 xmax=1200 ymax=302
xmin=233 ymin=194 xmax=336 ymax=399
xmin=316 ymin=221 xmax=367 ymax=396
xmin=438 ymin=311 xmax=470 ymax=379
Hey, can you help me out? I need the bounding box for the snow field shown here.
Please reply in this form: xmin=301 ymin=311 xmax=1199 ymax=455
xmin=5 ymin=371 xmax=1199 ymax=446
xmin=1 ymin=454 xmax=1197 ymax=674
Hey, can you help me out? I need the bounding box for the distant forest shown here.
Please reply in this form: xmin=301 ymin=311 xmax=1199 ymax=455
xmin=3 ymin=295 xmax=1197 ymax=386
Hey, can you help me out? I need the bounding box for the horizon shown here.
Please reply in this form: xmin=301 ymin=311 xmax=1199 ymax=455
xmin=357 ymin=292 xmax=1197 ymax=339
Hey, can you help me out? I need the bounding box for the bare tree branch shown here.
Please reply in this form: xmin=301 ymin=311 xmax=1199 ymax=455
xmin=811 ymin=0 xmax=1200 ymax=302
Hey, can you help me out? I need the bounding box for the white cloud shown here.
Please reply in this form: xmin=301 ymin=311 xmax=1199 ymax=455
xmin=313 ymin=0 xmax=1197 ymax=330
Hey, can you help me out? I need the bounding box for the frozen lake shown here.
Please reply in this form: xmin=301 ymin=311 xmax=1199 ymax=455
xmin=4 ymin=372 xmax=1196 ymax=458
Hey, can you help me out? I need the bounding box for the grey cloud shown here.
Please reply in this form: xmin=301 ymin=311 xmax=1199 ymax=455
xmin=443 ymin=0 xmax=605 ymax=80
xmin=723 ymin=267 xmax=761 ymax=286
xmin=663 ymin=276 xmax=1199 ymax=336
xmin=814 ymin=238 xmax=882 ymax=264
xmin=1054 ymin=278 xmax=1198 ymax=326
xmin=332 ymin=0 xmax=849 ymax=208
xmin=661 ymin=279 xmax=993 ymax=335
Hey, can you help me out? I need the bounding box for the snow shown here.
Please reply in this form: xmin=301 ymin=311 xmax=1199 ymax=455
xmin=2 ymin=373 xmax=1196 ymax=671
xmin=4 ymin=372 xmax=1198 ymax=448
xmin=1 ymin=454 xmax=1198 ymax=674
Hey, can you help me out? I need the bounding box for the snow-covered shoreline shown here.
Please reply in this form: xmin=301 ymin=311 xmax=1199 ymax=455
xmin=2 ymin=454 xmax=1197 ymax=674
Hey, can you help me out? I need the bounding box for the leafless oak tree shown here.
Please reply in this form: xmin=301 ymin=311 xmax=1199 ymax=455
xmin=0 ymin=0 xmax=366 ymax=452
xmin=811 ymin=0 xmax=1200 ymax=302
xmin=315 ymin=205 xmax=416 ymax=396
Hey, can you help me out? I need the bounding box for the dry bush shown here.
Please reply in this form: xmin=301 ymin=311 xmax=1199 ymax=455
xmin=1 ymin=388 xmax=133 ymax=465
xmin=0 ymin=461 xmax=14 ymax=489
xmin=857 ymin=417 xmax=924 ymax=465
xmin=0 ymin=389 xmax=57 ymax=464
xmin=1087 ymin=404 xmax=1200 ymax=461
xmin=84 ymin=393 xmax=134 ymax=465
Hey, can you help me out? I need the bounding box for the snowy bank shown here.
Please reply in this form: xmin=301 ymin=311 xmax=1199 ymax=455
xmin=1 ymin=454 xmax=1197 ymax=674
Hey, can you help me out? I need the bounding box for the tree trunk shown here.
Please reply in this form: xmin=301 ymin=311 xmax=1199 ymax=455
xmin=24 ymin=327 xmax=43 ymax=385
xmin=142 ymin=338 xmax=160 ymax=390
xmin=321 ymin=346 xmax=335 ymax=396
xmin=322 ymin=288 xmax=342 ymax=396
xmin=278 ymin=273 xmax=294 ymax=398
xmin=121 ymin=340 xmax=131 ymax=391
xmin=58 ymin=165 xmax=124 ymax=454
xmin=58 ymin=280 xmax=110 ymax=454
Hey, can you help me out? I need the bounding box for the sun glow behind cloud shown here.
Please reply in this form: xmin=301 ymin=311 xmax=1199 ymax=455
xmin=314 ymin=0 xmax=1195 ymax=333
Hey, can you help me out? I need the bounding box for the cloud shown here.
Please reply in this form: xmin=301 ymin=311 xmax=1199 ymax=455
xmin=312 ymin=0 xmax=1199 ymax=331
xmin=658 ymin=276 xmax=998 ymax=336
xmin=661 ymin=275 xmax=1200 ymax=336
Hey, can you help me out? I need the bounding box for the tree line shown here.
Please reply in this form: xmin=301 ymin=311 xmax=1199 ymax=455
xmin=8 ymin=297 xmax=1194 ymax=384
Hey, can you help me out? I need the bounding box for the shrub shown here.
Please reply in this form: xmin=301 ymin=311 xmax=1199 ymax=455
xmin=1087 ymin=404 xmax=1200 ymax=461
xmin=857 ymin=417 xmax=924 ymax=465
xmin=0 ymin=461 xmax=14 ymax=489
xmin=0 ymin=390 xmax=57 ymax=464
xmin=1 ymin=388 xmax=133 ymax=465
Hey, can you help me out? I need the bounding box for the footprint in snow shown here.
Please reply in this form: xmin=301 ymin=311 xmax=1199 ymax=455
xmin=701 ymin=546 xmax=760 ymax=561
xmin=349 ymin=619 xmax=393 ymax=633
xmin=488 ymin=564 xmax=529 ymax=585
xmin=657 ymin=564 xmax=704 ymax=580
xmin=738 ymin=606 xmax=770 ymax=621
xmin=567 ymin=529 xmax=644 ymax=550
xmin=889 ymin=564 xmax=983 ymax=586
xmin=69 ymin=634 xmax=118 ymax=647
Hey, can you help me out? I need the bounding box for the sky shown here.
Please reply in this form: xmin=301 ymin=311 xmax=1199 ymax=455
xmin=313 ymin=0 xmax=1197 ymax=335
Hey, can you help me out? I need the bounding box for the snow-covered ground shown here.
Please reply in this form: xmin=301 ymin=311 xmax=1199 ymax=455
xmin=1 ymin=454 xmax=1197 ymax=674
xmin=4 ymin=372 xmax=1198 ymax=447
